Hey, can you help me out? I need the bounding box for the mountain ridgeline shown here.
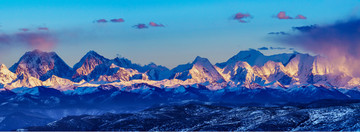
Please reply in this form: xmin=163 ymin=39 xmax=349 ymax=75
xmin=1 ymin=49 xmax=359 ymax=89
xmin=0 ymin=49 xmax=360 ymax=107
xmin=2 ymin=49 xmax=360 ymax=130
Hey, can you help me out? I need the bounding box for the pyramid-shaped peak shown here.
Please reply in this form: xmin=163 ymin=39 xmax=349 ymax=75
xmin=80 ymin=50 xmax=110 ymax=62
xmin=10 ymin=49 xmax=72 ymax=81
xmin=16 ymin=50 xmax=65 ymax=65
xmin=72 ymin=50 xmax=111 ymax=80
xmin=87 ymin=50 xmax=97 ymax=54
xmin=85 ymin=50 xmax=102 ymax=57
xmin=76 ymin=50 xmax=109 ymax=65
xmin=192 ymin=56 xmax=210 ymax=64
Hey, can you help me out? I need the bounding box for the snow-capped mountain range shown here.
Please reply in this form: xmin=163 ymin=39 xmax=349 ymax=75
xmin=1 ymin=49 xmax=359 ymax=90
xmin=2 ymin=49 xmax=360 ymax=127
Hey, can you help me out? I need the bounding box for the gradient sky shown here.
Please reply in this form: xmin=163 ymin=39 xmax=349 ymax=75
xmin=0 ymin=0 xmax=358 ymax=68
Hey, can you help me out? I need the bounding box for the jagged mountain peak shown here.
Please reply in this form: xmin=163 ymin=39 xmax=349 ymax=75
xmin=219 ymin=61 xmax=264 ymax=84
xmin=6 ymin=72 xmax=43 ymax=89
xmin=113 ymin=56 xmax=169 ymax=74
xmin=43 ymin=75 xmax=75 ymax=91
xmin=217 ymin=49 xmax=295 ymax=68
xmin=226 ymin=49 xmax=264 ymax=65
xmin=76 ymin=50 xmax=109 ymax=65
xmin=111 ymin=57 xmax=145 ymax=72
xmin=0 ymin=64 xmax=17 ymax=86
xmin=143 ymin=62 xmax=170 ymax=80
xmin=2 ymin=49 xmax=360 ymax=89
xmin=9 ymin=49 xmax=72 ymax=81
xmin=170 ymin=56 xmax=224 ymax=83
xmin=112 ymin=57 xmax=132 ymax=67
xmin=192 ymin=56 xmax=212 ymax=65
xmin=72 ymin=50 xmax=111 ymax=81
xmin=84 ymin=50 xmax=103 ymax=58
xmin=72 ymin=51 xmax=171 ymax=82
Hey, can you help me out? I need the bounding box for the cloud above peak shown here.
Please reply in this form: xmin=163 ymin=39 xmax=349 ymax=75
xmin=0 ymin=30 xmax=56 ymax=51
xmin=275 ymin=18 xmax=360 ymax=77
xmin=16 ymin=32 xmax=56 ymax=50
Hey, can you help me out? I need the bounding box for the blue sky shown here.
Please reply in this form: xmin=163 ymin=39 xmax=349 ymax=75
xmin=0 ymin=0 xmax=359 ymax=68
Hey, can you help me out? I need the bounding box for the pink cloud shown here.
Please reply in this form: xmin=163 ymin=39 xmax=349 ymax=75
xmin=233 ymin=12 xmax=252 ymax=23
xmin=15 ymin=32 xmax=57 ymax=50
xmin=276 ymin=11 xmax=292 ymax=19
xmin=133 ymin=24 xmax=148 ymax=29
xmin=95 ymin=19 xmax=107 ymax=23
xmin=110 ymin=18 xmax=125 ymax=23
xmin=295 ymin=14 xmax=307 ymax=19
xmin=149 ymin=22 xmax=164 ymax=27
xmin=0 ymin=31 xmax=56 ymax=51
